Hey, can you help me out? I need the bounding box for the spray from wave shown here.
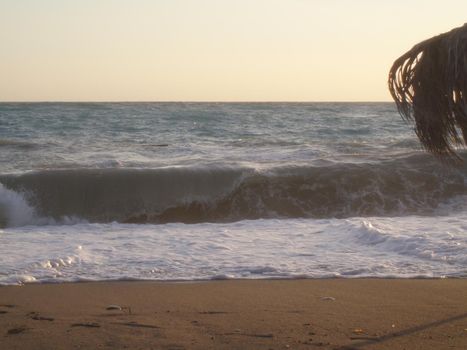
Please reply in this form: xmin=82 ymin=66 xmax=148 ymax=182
xmin=0 ymin=183 xmax=86 ymax=228
xmin=0 ymin=183 xmax=36 ymax=227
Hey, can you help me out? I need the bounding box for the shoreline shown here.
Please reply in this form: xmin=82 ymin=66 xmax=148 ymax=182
xmin=2 ymin=274 xmax=467 ymax=287
xmin=1 ymin=279 xmax=466 ymax=349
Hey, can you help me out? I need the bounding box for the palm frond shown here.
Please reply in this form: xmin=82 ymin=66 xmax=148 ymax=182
xmin=388 ymin=23 xmax=467 ymax=159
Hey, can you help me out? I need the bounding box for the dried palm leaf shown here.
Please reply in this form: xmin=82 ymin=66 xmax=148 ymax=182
xmin=388 ymin=23 xmax=467 ymax=159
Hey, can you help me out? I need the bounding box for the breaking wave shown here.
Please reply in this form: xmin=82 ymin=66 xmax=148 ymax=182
xmin=1 ymin=153 xmax=466 ymax=227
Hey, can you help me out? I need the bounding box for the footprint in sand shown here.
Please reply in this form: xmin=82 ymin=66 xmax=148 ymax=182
xmin=112 ymin=321 xmax=159 ymax=329
xmin=7 ymin=327 xmax=28 ymax=335
xmin=71 ymin=322 xmax=101 ymax=328
xmin=0 ymin=304 xmax=16 ymax=315
xmin=28 ymin=312 xmax=54 ymax=321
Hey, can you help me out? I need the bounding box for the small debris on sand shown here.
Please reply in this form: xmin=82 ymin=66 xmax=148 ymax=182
xmin=320 ymin=296 xmax=336 ymax=301
xmin=106 ymin=305 xmax=122 ymax=311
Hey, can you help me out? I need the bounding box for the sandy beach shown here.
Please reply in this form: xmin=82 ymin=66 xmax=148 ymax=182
xmin=0 ymin=279 xmax=466 ymax=349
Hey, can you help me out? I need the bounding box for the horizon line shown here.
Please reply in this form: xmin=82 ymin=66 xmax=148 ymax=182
xmin=0 ymin=100 xmax=394 ymax=104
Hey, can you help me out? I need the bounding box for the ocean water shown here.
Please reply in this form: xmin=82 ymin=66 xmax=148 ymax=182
xmin=0 ymin=102 xmax=466 ymax=284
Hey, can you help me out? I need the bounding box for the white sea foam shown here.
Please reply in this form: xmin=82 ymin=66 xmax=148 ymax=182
xmin=0 ymin=216 xmax=465 ymax=285
xmin=0 ymin=275 xmax=37 ymax=285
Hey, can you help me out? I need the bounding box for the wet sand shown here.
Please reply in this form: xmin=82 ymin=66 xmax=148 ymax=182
xmin=0 ymin=279 xmax=466 ymax=349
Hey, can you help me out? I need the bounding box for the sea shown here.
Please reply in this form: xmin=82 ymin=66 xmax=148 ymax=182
xmin=0 ymin=102 xmax=466 ymax=285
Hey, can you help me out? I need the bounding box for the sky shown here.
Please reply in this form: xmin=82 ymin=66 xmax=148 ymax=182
xmin=1 ymin=0 xmax=466 ymax=102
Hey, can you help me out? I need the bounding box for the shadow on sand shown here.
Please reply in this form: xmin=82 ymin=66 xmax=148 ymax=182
xmin=338 ymin=312 xmax=467 ymax=349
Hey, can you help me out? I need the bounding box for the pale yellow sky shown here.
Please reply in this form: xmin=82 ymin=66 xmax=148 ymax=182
xmin=1 ymin=0 xmax=466 ymax=102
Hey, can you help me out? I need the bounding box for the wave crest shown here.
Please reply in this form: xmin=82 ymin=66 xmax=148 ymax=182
xmin=1 ymin=154 xmax=466 ymax=226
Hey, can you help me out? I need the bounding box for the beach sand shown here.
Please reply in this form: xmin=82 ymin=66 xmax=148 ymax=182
xmin=0 ymin=279 xmax=466 ymax=349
